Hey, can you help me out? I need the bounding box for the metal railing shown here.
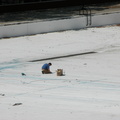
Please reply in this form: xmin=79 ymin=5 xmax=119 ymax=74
xmin=79 ymin=5 xmax=92 ymax=26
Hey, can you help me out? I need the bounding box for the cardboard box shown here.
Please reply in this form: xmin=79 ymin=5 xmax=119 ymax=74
xmin=57 ymin=69 xmax=63 ymax=76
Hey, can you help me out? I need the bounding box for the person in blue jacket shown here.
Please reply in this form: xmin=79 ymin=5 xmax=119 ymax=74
xmin=42 ymin=63 xmax=52 ymax=74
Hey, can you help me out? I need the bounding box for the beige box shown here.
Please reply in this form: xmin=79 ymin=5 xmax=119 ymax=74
xmin=56 ymin=69 xmax=63 ymax=76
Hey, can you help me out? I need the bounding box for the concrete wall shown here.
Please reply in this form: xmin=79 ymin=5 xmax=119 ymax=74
xmin=0 ymin=12 xmax=120 ymax=38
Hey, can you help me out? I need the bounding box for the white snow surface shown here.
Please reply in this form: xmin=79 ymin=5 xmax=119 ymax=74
xmin=0 ymin=25 xmax=120 ymax=120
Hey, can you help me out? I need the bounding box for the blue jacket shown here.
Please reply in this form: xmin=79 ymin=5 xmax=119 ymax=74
xmin=42 ymin=63 xmax=50 ymax=70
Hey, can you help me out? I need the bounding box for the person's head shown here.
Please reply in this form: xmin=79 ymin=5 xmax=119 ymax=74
xmin=48 ymin=63 xmax=52 ymax=66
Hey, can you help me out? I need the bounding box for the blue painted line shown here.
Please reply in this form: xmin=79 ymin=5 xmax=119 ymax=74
xmin=79 ymin=80 xmax=120 ymax=90
xmin=0 ymin=65 xmax=17 ymax=70
xmin=0 ymin=74 xmax=65 ymax=81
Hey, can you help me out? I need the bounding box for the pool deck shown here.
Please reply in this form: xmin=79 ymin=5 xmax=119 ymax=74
xmin=0 ymin=2 xmax=120 ymax=26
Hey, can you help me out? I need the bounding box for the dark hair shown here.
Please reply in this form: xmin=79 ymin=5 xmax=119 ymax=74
xmin=49 ymin=63 xmax=52 ymax=65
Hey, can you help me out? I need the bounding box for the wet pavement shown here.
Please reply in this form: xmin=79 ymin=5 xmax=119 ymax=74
xmin=0 ymin=2 xmax=120 ymax=25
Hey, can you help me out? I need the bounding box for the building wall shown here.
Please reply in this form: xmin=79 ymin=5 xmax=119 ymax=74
xmin=0 ymin=12 xmax=120 ymax=38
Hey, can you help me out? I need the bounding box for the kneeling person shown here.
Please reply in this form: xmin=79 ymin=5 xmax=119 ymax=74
xmin=42 ymin=63 xmax=52 ymax=74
